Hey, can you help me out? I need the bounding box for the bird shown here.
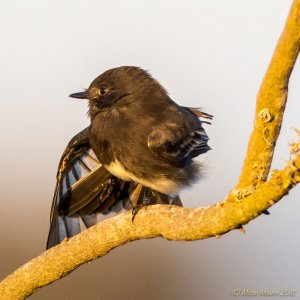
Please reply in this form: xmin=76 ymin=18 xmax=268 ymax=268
xmin=69 ymin=66 xmax=211 ymax=203
xmin=47 ymin=103 xmax=212 ymax=249
xmin=47 ymin=126 xmax=184 ymax=249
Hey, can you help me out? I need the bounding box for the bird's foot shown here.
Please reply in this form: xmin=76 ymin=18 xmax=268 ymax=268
xmin=130 ymin=184 xmax=150 ymax=222
xmin=131 ymin=198 xmax=151 ymax=222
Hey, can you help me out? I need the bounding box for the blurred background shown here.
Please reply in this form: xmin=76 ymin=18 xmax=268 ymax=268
xmin=0 ymin=1 xmax=299 ymax=299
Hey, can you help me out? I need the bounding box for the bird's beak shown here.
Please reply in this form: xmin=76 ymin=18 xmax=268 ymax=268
xmin=69 ymin=91 xmax=88 ymax=99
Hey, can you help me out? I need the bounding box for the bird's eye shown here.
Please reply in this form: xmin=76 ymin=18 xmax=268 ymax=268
xmin=99 ymin=87 xmax=108 ymax=96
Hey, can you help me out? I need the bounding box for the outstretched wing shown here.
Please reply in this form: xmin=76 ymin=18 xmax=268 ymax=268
xmin=47 ymin=127 xmax=133 ymax=249
xmin=148 ymin=107 xmax=211 ymax=166
xmin=47 ymin=127 xmax=182 ymax=249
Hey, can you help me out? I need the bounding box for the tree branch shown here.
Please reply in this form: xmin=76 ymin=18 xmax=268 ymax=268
xmin=1 ymin=154 xmax=300 ymax=299
xmin=1 ymin=0 xmax=300 ymax=299
xmin=237 ymin=0 xmax=300 ymax=189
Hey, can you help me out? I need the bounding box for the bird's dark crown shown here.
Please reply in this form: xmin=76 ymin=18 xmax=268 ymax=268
xmin=85 ymin=66 xmax=168 ymax=117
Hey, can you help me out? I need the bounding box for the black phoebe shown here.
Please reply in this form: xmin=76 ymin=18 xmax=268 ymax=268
xmin=47 ymin=105 xmax=211 ymax=248
xmin=69 ymin=66 xmax=211 ymax=197
xmin=47 ymin=127 xmax=182 ymax=249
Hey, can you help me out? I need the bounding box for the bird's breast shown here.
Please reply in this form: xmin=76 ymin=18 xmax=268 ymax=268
xmin=105 ymin=160 xmax=180 ymax=196
xmin=104 ymin=160 xmax=132 ymax=181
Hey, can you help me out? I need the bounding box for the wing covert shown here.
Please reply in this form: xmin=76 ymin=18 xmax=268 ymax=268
xmin=148 ymin=118 xmax=211 ymax=166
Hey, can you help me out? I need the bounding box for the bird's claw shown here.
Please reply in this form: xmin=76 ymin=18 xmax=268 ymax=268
xmin=131 ymin=199 xmax=150 ymax=222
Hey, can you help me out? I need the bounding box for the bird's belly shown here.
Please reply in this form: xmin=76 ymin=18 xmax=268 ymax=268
xmin=105 ymin=160 xmax=132 ymax=181
xmin=105 ymin=160 xmax=180 ymax=196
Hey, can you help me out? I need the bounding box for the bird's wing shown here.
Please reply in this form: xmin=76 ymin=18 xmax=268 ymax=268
xmin=47 ymin=126 xmax=182 ymax=249
xmin=47 ymin=127 xmax=132 ymax=249
xmin=148 ymin=108 xmax=211 ymax=165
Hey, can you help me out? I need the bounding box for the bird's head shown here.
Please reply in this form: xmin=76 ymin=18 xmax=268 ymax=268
xmin=69 ymin=66 xmax=167 ymax=117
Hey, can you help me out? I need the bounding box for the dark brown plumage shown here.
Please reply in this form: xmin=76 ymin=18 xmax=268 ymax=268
xmin=47 ymin=104 xmax=212 ymax=248
xmin=70 ymin=66 xmax=211 ymax=196
xmin=47 ymin=127 xmax=182 ymax=249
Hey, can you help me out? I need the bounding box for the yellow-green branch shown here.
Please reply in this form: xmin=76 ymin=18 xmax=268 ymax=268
xmin=1 ymin=0 xmax=300 ymax=299
xmin=237 ymin=0 xmax=300 ymax=189
xmin=0 ymin=155 xmax=300 ymax=299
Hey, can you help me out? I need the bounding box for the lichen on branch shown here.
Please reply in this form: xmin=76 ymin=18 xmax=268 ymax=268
xmin=237 ymin=0 xmax=300 ymax=189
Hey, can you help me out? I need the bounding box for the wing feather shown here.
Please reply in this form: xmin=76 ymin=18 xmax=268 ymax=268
xmin=148 ymin=125 xmax=211 ymax=165
xmin=147 ymin=105 xmax=211 ymax=166
xmin=47 ymin=108 xmax=200 ymax=249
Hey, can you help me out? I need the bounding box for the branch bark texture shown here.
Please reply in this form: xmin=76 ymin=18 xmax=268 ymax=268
xmin=1 ymin=1 xmax=300 ymax=299
xmin=237 ymin=0 xmax=300 ymax=188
